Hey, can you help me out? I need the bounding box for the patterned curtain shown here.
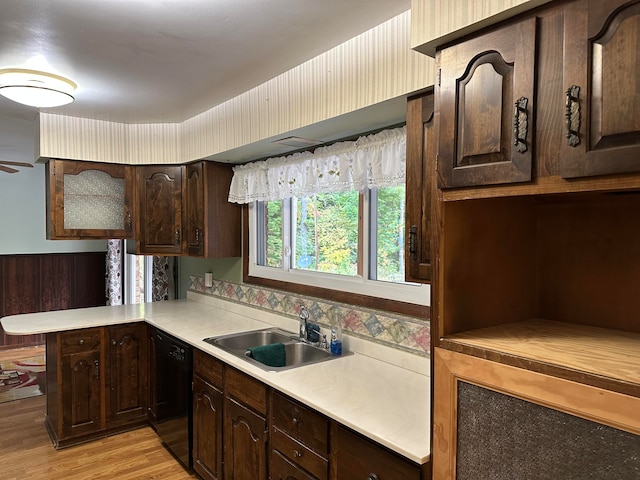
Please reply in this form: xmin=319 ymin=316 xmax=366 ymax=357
xmin=106 ymin=239 xmax=123 ymax=305
xmin=152 ymin=256 xmax=171 ymax=301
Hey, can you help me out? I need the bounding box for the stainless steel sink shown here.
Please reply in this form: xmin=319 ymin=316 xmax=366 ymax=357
xmin=207 ymin=328 xmax=295 ymax=351
xmin=203 ymin=327 xmax=349 ymax=371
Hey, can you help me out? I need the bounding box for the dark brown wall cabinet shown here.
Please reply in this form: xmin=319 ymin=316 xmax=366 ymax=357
xmin=561 ymin=0 xmax=640 ymax=178
xmin=135 ymin=165 xmax=184 ymax=255
xmin=405 ymin=92 xmax=435 ymax=283
xmin=46 ymin=159 xmax=133 ymax=239
xmin=0 ymin=253 xmax=106 ymax=348
xmin=45 ymin=323 xmax=148 ymax=449
xmin=437 ymin=17 xmax=536 ymax=188
xmin=134 ymin=161 xmax=241 ymax=257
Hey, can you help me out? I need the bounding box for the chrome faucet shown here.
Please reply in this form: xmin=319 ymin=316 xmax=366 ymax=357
xmin=299 ymin=305 xmax=309 ymax=342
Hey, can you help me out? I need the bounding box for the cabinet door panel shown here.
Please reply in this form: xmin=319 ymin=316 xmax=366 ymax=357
xmin=562 ymin=0 xmax=640 ymax=177
xmin=46 ymin=159 xmax=133 ymax=239
xmin=223 ymin=397 xmax=268 ymax=480
xmin=61 ymin=349 xmax=102 ymax=438
xmin=137 ymin=166 xmax=183 ymax=255
xmin=438 ymin=17 xmax=536 ymax=188
xmin=405 ymin=93 xmax=435 ymax=283
xmin=193 ymin=375 xmax=224 ymax=480
xmin=107 ymin=323 xmax=148 ymax=425
xmin=186 ymin=162 xmax=205 ymax=257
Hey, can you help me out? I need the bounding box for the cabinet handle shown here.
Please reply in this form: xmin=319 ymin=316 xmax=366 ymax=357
xmin=111 ymin=339 xmax=117 ymax=346
xmin=126 ymin=210 xmax=132 ymax=228
xmin=78 ymin=338 xmax=85 ymax=346
xmin=368 ymin=474 xmax=379 ymax=480
xmin=565 ymin=85 xmax=581 ymax=147
xmin=94 ymin=360 xmax=100 ymax=380
xmin=513 ymin=97 xmax=529 ymax=153
xmin=292 ymin=416 xmax=300 ymax=426
xmin=175 ymin=227 xmax=181 ymax=245
xmin=409 ymin=225 xmax=418 ymax=261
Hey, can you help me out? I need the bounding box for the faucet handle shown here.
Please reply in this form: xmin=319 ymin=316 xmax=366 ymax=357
xmin=299 ymin=305 xmax=309 ymax=320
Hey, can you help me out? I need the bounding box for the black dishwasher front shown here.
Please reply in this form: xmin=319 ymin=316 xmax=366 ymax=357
xmin=152 ymin=328 xmax=193 ymax=470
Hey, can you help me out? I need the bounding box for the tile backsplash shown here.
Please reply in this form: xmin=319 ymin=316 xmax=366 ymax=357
xmin=189 ymin=276 xmax=430 ymax=357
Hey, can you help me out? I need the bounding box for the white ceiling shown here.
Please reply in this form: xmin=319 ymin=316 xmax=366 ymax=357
xmin=0 ymin=0 xmax=410 ymax=128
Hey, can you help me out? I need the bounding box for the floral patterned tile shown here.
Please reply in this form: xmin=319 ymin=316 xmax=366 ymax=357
xmin=188 ymin=276 xmax=430 ymax=357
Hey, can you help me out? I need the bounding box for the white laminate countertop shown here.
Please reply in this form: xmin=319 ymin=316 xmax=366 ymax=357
xmin=1 ymin=293 xmax=431 ymax=464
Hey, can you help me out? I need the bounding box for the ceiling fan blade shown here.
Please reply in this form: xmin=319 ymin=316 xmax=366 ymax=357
xmin=0 ymin=165 xmax=19 ymax=174
xmin=0 ymin=160 xmax=33 ymax=168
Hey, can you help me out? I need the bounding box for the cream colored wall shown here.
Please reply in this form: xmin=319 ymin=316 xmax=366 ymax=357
xmin=411 ymin=0 xmax=553 ymax=56
xmin=38 ymin=10 xmax=435 ymax=165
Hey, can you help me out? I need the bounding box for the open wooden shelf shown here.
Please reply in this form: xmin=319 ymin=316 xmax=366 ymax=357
xmin=441 ymin=319 xmax=640 ymax=398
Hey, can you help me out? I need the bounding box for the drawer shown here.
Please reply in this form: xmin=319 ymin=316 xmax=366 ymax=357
xmin=271 ymin=449 xmax=321 ymax=480
xmin=272 ymin=427 xmax=328 ymax=480
xmin=60 ymin=328 xmax=103 ymax=353
xmin=335 ymin=426 xmax=422 ymax=480
xmin=271 ymin=391 xmax=329 ymax=455
xmin=225 ymin=366 xmax=267 ymax=415
xmin=193 ymin=349 xmax=224 ymax=387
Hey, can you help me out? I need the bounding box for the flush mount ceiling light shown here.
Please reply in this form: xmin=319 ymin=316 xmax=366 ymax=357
xmin=0 ymin=68 xmax=77 ymax=108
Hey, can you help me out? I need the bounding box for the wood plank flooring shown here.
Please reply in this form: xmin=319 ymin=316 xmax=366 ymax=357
xmin=0 ymin=395 xmax=198 ymax=480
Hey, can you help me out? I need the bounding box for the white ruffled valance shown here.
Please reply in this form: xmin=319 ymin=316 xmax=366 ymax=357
xmin=228 ymin=126 xmax=406 ymax=204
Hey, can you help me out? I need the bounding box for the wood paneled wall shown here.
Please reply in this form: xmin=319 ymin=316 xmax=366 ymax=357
xmin=38 ymin=11 xmax=435 ymax=165
xmin=0 ymin=252 xmax=106 ymax=348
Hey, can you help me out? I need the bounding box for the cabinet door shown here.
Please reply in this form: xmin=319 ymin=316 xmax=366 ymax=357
xmin=185 ymin=161 xmax=241 ymax=258
xmin=106 ymin=323 xmax=148 ymax=426
xmin=405 ymin=93 xmax=435 ymax=283
xmin=61 ymin=349 xmax=103 ymax=438
xmin=437 ymin=18 xmax=536 ymax=188
xmin=223 ymin=396 xmax=268 ymax=480
xmin=193 ymin=375 xmax=224 ymax=480
xmin=561 ymin=0 xmax=640 ymax=178
xmin=46 ymin=159 xmax=133 ymax=239
xmin=136 ymin=165 xmax=184 ymax=255
xmin=186 ymin=162 xmax=205 ymax=257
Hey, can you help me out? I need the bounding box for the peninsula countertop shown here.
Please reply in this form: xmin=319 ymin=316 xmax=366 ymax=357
xmin=1 ymin=292 xmax=431 ymax=464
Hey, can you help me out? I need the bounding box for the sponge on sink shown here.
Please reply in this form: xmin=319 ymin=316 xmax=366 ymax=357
xmin=246 ymin=343 xmax=286 ymax=368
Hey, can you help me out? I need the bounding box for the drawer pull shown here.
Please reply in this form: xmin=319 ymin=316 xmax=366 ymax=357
xmin=78 ymin=338 xmax=85 ymax=345
xmin=368 ymin=474 xmax=379 ymax=480
xmin=293 ymin=449 xmax=302 ymax=458
xmin=292 ymin=416 xmax=300 ymax=426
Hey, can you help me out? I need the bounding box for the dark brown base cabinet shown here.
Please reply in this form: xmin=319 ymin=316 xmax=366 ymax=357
xmin=192 ymin=350 xmax=224 ymax=480
xmin=45 ymin=323 xmax=148 ymax=448
xmin=192 ymin=348 xmax=430 ymax=480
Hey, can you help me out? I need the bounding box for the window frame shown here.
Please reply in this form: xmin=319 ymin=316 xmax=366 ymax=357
xmin=242 ymin=189 xmax=430 ymax=318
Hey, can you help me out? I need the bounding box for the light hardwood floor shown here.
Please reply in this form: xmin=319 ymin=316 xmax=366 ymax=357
xmin=0 ymin=394 xmax=198 ymax=480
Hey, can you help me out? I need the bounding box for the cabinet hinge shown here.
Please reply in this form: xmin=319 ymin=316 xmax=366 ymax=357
xmin=437 ymin=68 xmax=441 ymax=87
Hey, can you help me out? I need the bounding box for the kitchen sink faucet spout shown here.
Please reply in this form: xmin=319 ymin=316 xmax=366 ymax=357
xmin=299 ymin=305 xmax=309 ymax=342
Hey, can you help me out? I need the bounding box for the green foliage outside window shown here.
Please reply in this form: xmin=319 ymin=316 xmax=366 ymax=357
xmin=260 ymin=186 xmax=406 ymax=284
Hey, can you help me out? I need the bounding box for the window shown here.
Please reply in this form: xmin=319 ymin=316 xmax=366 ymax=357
xmin=233 ymin=126 xmax=429 ymax=307
xmin=250 ymin=186 xmax=428 ymax=306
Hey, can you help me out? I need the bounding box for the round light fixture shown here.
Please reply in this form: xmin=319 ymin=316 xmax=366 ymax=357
xmin=0 ymin=68 xmax=77 ymax=108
